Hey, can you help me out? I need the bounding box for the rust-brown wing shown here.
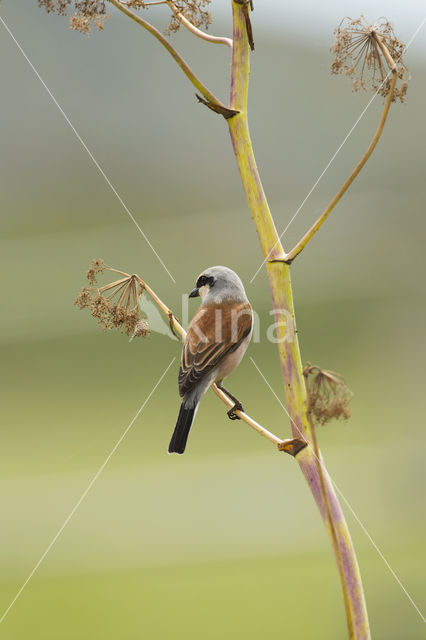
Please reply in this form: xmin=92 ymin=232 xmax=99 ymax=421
xmin=178 ymin=302 xmax=252 ymax=397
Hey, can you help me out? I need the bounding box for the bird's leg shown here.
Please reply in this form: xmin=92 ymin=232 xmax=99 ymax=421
xmin=216 ymin=383 xmax=244 ymax=420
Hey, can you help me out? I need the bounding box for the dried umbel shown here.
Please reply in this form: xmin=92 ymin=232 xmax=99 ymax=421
xmin=125 ymin=0 xmax=212 ymax=35
xmin=131 ymin=319 xmax=151 ymax=339
xmin=164 ymin=0 xmax=212 ymax=35
xmin=75 ymin=260 xmax=150 ymax=337
xmin=86 ymin=257 xmax=106 ymax=285
xmin=38 ymin=0 xmax=211 ymax=36
xmin=38 ymin=0 xmax=110 ymax=33
xmin=304 ymin=364 xmax=352 ymax=426
xmin=331 ymin=16 xmax=409 ymax=102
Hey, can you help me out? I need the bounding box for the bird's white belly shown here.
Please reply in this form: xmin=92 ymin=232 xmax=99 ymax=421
xmin=214 ymin=328 xmax=252 ymax=382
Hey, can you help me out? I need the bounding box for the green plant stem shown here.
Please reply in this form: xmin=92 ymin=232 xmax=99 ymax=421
xmin=227 ymin=2 xmax=370 ymax=638
xmin=108 ymin=0 xmax=229 ymax=110
xmin=286 ymin=69 xmax=397 ymax=263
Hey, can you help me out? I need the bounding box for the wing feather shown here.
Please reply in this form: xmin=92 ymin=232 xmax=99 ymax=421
xmin=178 ymin=302 xmax=252 ymax=397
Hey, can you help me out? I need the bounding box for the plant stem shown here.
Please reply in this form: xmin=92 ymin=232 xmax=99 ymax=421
xmin=108 ymin=0 xmax=229 ymax=110
xmin=309 ymin=409 xmax=354 ymax=635
xmin=167 ymin=2 xmax=233 ymax=48
xmin=227 ymin=2 xmax=370 ymax=637
xmin=286 ymin=69 xmax=397 ymax=263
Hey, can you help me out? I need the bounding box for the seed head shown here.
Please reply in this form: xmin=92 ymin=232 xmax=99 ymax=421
xmin=331 ymin=16 xmax=409 ymax=102
xmin=38 ymin=0 xmax=110 ymax=34
xmin=164 ymin=1 xmax=212 ymax=36
xmin=126 ymin=0 xmax=147 ymax=7
xmin=75 ymin=287 xmax=92 ymax=309
xmin=304 ymin=364 xmax=353 ymax=426
xmin=131 ymin=319 xmax=151 ymax=339
xmin=86 ymin=258 xmax=106 ymax=285
xmin=75 ymin=260 xmax=150 ymax=338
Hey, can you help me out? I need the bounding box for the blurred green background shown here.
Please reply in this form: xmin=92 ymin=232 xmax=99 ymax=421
xmin=0 ymin=1 xmax=425 ymax=638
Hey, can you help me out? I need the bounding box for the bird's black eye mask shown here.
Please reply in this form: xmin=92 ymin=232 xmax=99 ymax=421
xmin=196 ymin=275 xmax=215 ymax=289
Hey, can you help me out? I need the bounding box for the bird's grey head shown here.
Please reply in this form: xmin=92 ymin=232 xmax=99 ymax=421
xmin=189 ymin=266 xmax=248 ymax=304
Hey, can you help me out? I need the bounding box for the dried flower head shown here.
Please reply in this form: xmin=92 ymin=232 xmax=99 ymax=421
xmin=304 ymin=364 xmax=353 ymax=426
xmin=331 ymin=16 xmax=409 ymax=102
xmin=75 ymin=287 xmax=92 ymax=309
xmin=86 ymin=258 xmax=106 ymax=285
xmin=38 ymin=0 xmax=110 ymax=33
xmin=164 ymin=0 xmax=212 ymax=36
xmin=131 ymin=319 xmax=151 ymax=339
xmin=75 ymin=260 xmax=150 ymax=338
xmin=126 ymin=0 xmax=146 ymax=8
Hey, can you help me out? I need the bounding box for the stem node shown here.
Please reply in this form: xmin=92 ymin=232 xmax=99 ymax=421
xmin=268 ymin=256 xmax=292 ymax=265
xmin=277 ymin=438 xmax=308 ymax=457
xmin=196 ymin=94 xmax=239 ymax=119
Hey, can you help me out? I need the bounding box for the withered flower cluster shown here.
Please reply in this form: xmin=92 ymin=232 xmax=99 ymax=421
xmin=125 ymin=0 xmax=146 ymax=7
xmin=75 ymin=259 xmax=150 ymax=338
xmin=331 ymin=16 xmax=409 ymax=102
xmin=164 ymin=0 xmax=212 ymax=35
xmin=38 ymin=0 xmax=211 ymax=35
xmin=86 ymin=257 xmax=106 ymax=285
xmin=304 ymin=364 xmax=352 ymax=426
xmin=120 ymin=0 xmax=211 ymax=35
xmin=38 ymin=0 xmax=109 ymax=33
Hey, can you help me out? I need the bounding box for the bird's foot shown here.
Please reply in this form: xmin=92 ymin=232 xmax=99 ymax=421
xmin=227 ymin=401 xmax=244 ymax=420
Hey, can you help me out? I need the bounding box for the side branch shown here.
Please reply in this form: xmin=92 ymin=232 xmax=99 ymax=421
xmin=108 ymin=0 xmax=229 ymax=111
xmin=286 ymin=69 xmax=397 ymax=263
xmin=167 ymin=2 xmax=233 ymax=48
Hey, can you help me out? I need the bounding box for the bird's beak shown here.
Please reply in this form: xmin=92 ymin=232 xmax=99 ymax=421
xmin=188 ymin=287 xmax=199 ymax=298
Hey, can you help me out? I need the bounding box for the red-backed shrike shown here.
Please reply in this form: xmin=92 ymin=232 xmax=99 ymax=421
xmin=168 ymin=266 xmax=253 ymax=454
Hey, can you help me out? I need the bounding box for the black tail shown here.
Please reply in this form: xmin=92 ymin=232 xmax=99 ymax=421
xmin=168 ymin=403 xmax=196 ymax=454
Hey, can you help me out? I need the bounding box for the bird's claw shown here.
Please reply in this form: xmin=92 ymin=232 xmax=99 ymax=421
xmin=227 ymin=401 xmax=244 ymax=420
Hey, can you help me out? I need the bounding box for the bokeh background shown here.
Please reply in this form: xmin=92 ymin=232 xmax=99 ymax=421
xmin=1 ymin=1 xmax=425 ymax=638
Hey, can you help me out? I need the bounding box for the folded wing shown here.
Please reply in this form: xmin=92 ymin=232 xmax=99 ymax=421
xmin=179 ymin=302 xmax=252 ymax=397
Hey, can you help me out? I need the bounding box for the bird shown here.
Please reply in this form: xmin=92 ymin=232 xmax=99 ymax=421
xmin=168 ymin=266 xmax=253 ymax=454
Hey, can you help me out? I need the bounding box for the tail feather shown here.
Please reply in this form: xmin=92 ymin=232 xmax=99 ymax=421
xmin=168 ymin=403 xmax=196 ymax=454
